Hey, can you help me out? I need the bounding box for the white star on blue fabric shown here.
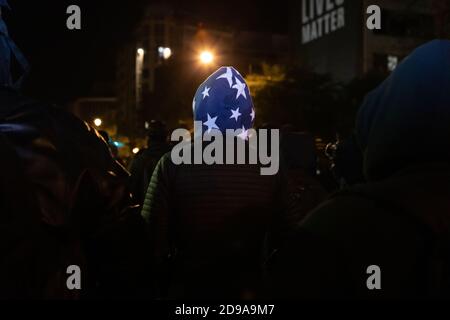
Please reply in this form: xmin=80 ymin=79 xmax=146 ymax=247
xmin=216 ymin=67 xmax=234 ymax=88
xmin=237 ymin=126 xmax=249 ymax=140
xmin=203 ymin=113 xmax=219 ymax=133
xmin=250 ymin=108 xmax=255 ymax=121
xmin=232 ymin=77 xmax=247 ymax=100
xmin=201 ymin=86 xmax=210 ymax=99
xmin=230 ymin=107 xmax=242 ymax=122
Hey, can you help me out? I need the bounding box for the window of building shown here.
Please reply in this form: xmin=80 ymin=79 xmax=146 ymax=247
xmin=387 ymin=55 xmax=398 ymax=72
xmin=373 ymin=53 xmax=402 ymax=73
xmin=373 ymin=9 xmax=434 ymax=39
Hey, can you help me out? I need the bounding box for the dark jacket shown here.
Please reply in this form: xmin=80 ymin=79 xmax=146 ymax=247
xmin=142 ymin=143 xmax=290 ymax=299
xmin=270 ymin=40 xmax=450 ymax=299
xmin=0 ymin=88 xmax=151 ymax=299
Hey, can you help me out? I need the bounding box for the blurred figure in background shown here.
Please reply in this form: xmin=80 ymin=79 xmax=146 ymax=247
xmin=281 ymin=130 xmax=328 ymax=223
xmin=128 ymin=120 xmax=170 ymax=206
xmin=325 ymin=133 xmax=365 ymax=189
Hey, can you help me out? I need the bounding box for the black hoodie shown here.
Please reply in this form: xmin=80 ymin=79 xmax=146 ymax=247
xmin=271 ymin=40 xmax=450 ymax=299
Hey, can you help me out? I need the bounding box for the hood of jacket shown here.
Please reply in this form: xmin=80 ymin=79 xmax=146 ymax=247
xmin=356 ymin=40 xmax=450 ymax=182
xmin=192 ymin=66 xmax=255 ymax=136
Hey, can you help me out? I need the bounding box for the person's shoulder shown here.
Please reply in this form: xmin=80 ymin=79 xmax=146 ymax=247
xmin=158 ymin=151 xmax=173 ymax=164
xmin=153 ymin=151 xmax=177 ymax=176
xmin=3 ymin=92 xmax=85 ymax=130
xmin=301 ymin=187 xmax=388 ymax=238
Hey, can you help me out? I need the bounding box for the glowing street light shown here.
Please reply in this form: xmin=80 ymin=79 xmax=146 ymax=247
xmin=94 ymin=118 xmax=102 ymax=127
xmin=136 ymin=48 xmax=145 ymax=109
xmin=199 ymin=51 xmax=214 ymax=65
xmin=163 ymin=47 xmax=172 ymax=59
xmin=132 ymin=147 xmax=140 ymax=155
xmin=158 ymin=47 xmax=172 ymax=60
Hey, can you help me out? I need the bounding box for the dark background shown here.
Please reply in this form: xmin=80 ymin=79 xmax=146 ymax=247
xmin=3 ymin=0 xmax=290 ymax=104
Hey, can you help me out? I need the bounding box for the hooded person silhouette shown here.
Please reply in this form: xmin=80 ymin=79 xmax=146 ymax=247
xmin=270 ymin=40 xmax=450 ymax=299
xmin=0 ymin=2 xmax=151 ymax=298
xmin=142 ymin=66 xmax=291 ymax=300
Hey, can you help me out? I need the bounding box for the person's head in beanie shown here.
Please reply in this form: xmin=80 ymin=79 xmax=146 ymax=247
xmin=147 ymin=120 xmax=167 ymax=145
xmin=192 ymin=66 xmax=255 ymax=139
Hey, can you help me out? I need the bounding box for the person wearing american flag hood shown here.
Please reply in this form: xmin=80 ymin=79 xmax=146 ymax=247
xmin=142 ymin=66 xmax=291 ymax=299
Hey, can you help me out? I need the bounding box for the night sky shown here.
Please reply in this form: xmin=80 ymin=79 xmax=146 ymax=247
xmin=3 ymin=0 xmax=290 ymax=105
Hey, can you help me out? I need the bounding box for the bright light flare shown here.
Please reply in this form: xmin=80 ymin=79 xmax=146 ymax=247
xmin=199 ymin=51 xmax=214 ymax=65
xmin=94 ymin=118 xmax=102 ymax=127
xmin=163 ymin=48 xmax=172 ymax=59
xmin=158 ymin=47 xmax=172 ymax=60
xmin=132 ymin=147 xmax=140 ymax=154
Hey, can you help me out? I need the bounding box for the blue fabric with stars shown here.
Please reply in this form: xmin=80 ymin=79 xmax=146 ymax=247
xmin=193 ymin=66 xmax=255 ymax=136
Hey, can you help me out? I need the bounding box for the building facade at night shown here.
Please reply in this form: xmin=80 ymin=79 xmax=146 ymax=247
xmin=293 ymin=0 xmax=438 ymax=82
xmin=116 ymin=4 xmax=290 ymax=138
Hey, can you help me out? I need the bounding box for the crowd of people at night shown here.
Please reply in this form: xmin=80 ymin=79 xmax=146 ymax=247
xmin=1 ymin=1 xmax=450 ymax=300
